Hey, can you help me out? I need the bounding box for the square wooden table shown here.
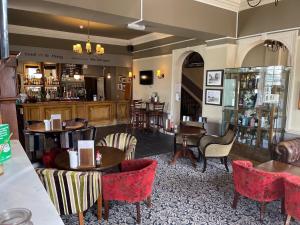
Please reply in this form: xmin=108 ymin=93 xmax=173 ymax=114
xmin=256 ymin=160 xmax=300 ymax=177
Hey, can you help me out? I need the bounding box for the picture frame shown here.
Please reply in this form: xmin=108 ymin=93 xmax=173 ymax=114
xmin=206 ymin=70 xmax=224 ymax=87
xmin=205 ymin=89 xmax=223 ymax=106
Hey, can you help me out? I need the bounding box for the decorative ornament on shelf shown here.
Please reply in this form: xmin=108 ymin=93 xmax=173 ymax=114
xmin=247 ymin=0 xmax=279 ymax=7
xmin=263 ymin=39 xmax=286 ymax=52
xmin=73 ymin=21 xmax=104 ymax=55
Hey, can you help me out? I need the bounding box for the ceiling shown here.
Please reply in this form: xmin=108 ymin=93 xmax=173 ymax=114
xmin=8 ymin=8 xmax=149 ymax=40
xmin=194 ymin=0 xmax=278 ymax=12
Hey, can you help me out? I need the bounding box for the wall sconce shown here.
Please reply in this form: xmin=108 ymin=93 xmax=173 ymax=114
xmin=106 ymin=73 xmax=111 ymax=79
xmin=128 ymin=71 xmax=135 ymax=79
xmin=156 ymin=70 xmax=164 ymax=79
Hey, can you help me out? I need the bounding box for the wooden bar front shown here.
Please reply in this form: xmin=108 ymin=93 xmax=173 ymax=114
xmin=22 ymin=100 xmax=129 ymax=126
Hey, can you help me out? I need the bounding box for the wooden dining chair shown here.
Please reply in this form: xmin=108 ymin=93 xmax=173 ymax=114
xmin=24 ymin=120 xmax=45 ymax=162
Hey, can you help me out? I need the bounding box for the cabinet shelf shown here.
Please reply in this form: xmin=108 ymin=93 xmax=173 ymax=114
xmin=45 ymin=85 xmax=60 ymax=87
xmin=223 ymin=66 xmax=290 ymax=162
xmin=24 ymin=85 xmax=43 ymax=87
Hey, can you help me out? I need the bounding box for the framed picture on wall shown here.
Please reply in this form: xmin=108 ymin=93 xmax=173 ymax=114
xmin=205 ymin=89 xmax=223 ymax=106
xmin=206 ymin=70 xmax=224 ymax=87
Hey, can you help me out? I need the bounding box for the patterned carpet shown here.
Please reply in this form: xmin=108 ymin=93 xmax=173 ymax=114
xmin=62 ymin=152 xmax=293 ymax=225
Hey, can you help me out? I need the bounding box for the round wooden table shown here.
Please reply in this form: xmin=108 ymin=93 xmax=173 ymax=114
xmin=25 ymin=121 xmax=86 ymax=152
xmin=26 ymin=121 xmax=85 ymax=134
xmin=54 ymin=146 xmax=126 ymax=171
xmin=170 ymin=124 xmax=206 ymax=168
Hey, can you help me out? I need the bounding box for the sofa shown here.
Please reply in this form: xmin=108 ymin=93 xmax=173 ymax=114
xmin=275 ymin=138 xmax=300 ymax=166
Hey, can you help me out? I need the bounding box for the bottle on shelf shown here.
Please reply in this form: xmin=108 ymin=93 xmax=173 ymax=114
xmin=46 ymin=91 xmax=50 ymax=100
xmin=251 ymin=133 xmax=257 ymax=146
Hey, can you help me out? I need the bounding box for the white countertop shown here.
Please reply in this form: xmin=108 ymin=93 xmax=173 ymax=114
xmin=0 ymin=140 xmax=64 ymax=225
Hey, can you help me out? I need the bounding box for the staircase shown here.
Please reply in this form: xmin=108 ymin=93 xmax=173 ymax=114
xmin=181 ymin=73 xmax=203 ymax=120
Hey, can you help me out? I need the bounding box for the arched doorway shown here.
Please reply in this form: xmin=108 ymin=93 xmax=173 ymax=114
xmin=180 ymin=52 xmax=204 ymax=120
xmin=242 ymin=40 xmax=290 ymax=67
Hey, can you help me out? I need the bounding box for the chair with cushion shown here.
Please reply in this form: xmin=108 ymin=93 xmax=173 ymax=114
xmin=275 ymin=138 xmax=300 ymax=167
xmin=284 ymin=175 xmax=300 ymax=225
xmin=199 ymin=124 xmax=236 ymax=172
xmin=97 ymin=133 xmax=137 ymax=160
xmin=175 ymin=121 xmax=206 ymax=154
xmin=102 ymin=159 xmax=157 ymax=224
xmin=232 ymin=160 xmax=288 ymax=221
xmin=60 ymin=126 xmax=96 ymax=150
xmin=35 ymin=168 xmax=102 ymax=225
xmin=24 ymin=120 xmax=45 ymax=162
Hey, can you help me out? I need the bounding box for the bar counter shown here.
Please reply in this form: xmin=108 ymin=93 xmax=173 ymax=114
xmin=22 ymin=100 xmax=129 ymax=126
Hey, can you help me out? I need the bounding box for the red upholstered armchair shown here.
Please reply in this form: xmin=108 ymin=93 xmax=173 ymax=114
xmin=102 ymin=159 xmax=158 ymax=224
xmin=284 ymin=175 xmax=300 ymax=225
xmin=232 ymin=160 xmax=288 ymax=221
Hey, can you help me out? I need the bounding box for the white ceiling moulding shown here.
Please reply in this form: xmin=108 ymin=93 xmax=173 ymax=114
xmin=130 ymin=33 xmax=173 ymax=46
xmin=9 ymin=25 xmax=173 ymax=47
xmin=132 ymin=38 xmax=197 ymax=53
xmin=193 ymin=0 xmax=241 ymax=12
xmin=9 ymin=24 xmax=130 ymax=46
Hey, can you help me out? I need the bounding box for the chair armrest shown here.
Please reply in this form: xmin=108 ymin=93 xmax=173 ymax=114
xmin=276 ymin=139 xmax=300 ymax=163
xmin=121 ymin=159 xmax=149 ymax=172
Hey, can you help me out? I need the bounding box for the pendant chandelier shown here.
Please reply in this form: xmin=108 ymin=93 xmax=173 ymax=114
xmin=247 ymin=0 xmax=279 ymax=7
xmin=263 ymin=39 xmax=286 ymax=52
xmin=73 ymin=21 xmax=104 ymax=55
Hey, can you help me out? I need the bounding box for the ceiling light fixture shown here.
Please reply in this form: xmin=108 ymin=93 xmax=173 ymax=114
xmin=73 ymin=21 xmax=105 ymax=55
xmin=247 ymin=0 xmax=279 ymax=7
xmin=127 ymin=0 xmax=146 ymax=31
xmin=263 ymin=39 xmax=286 ymax=52
xmin=34 ymin=68 xmax=43 ymax=79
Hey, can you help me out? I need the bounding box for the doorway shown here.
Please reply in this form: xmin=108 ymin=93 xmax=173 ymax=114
xmin=180 ymin=52 xmax=204 ymax=121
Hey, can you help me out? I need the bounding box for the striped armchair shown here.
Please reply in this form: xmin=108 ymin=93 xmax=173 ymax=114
xmin=35 ymin=168 xmax=102 ymax=225
xmin=97 ymin=133 xmax=137 ymax=160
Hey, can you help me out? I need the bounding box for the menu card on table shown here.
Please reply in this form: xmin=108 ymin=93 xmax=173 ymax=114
xmin=51 ymin=114 xmax=62 ymax=130
xmin=78 ymin=140 xmax=95 ymax=168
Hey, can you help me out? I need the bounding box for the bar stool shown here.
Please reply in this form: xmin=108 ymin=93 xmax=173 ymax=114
xmin=130 ymin=100 xmax=145 ymax=129
xmin=150 ymin=102 xmax=165 ymax=130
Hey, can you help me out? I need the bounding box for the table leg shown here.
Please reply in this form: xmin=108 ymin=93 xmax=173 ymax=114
xmin=169 ymin=149 xmax=183 ymax=165
xmin=169 ymin=135 xmax=197 ymax=168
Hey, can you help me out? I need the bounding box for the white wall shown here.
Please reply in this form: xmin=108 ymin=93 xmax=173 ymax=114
xmin=288 ymin=37 xmax=300 ymax=135
xmin=132 ymin=54 xmax=172 ymax=112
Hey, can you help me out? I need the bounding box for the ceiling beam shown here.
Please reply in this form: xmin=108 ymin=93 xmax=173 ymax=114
xmin=8 ymin=0 xmax=236 ymax=39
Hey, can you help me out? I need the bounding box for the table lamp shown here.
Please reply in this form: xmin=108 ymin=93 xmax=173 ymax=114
xmin=0 ymin=124 xmax=12 ymax=175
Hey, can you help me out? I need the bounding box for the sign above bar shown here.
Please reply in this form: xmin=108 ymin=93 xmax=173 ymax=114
xmin=10 ymin=45 xmax=131 ymax=67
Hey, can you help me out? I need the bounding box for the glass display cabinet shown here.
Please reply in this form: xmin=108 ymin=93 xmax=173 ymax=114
xmin=222 ymin=66 xmax=290 ymax=161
